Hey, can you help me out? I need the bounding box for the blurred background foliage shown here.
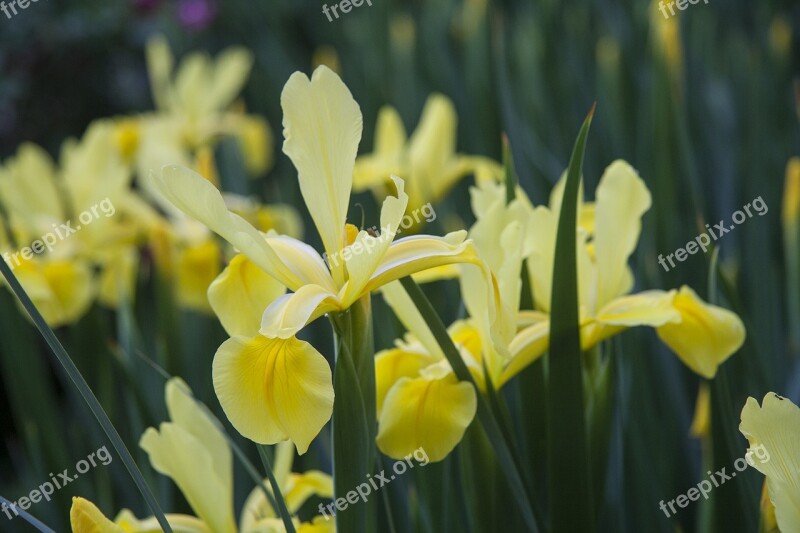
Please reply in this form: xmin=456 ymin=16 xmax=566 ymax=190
xmin=0 ymin=0 xmax=798 ymax=531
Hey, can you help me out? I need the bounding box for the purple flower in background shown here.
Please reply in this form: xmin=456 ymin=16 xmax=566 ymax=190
xmin=177 ymin=0 xmax=217 ymax=31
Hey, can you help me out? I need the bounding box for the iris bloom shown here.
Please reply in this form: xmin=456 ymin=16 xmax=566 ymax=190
xmin=376 ymin=161 xmax=746 ymax=461
xmin=740 ymin=393 xmax=800 ymax=532
xmin=353 ymin=94 xmax=501 ymax=217
xmin=0 ymin=123 xmax=159 ymax=324
xmin=152 ymin=66 xmax=495 ymax=453
xmin=70 ymin=379 xmax=333 ymax=532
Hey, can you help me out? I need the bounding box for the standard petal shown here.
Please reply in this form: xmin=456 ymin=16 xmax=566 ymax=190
xmin=259 ymin=284 xmax=340 ymax=339
xmin=655 ymin=286 xmax=745 ymax=378
xmin=340 ymin=176 xmax=409 ymax=305
xmin=154 ymin=165 xmax=302 ymax=290
xmin=501 ymin=319 xmax=550 ymax=387
xmin=213 ymin=335 xmax=334 ymax=453
xmin=585 ymin=290 xmax=681 ymax=348
xmin=377 ymin=373 xmax=477 ymax=462
xmin=592 ymin=160 xmax=651 ymax=310
xmin=739 ymin=393 xmax=800 ymax=532
xmin=353 ymin=106 xmax=406 ymax=191
xmin=140 ymin=380 xmax=236 ymax=533
xmin=264 ymin=234 xmax=337 ymax=294
xmin=208 ymin=254 xmax=287 ymax=337
xmin=281 ymin=66 xmax=361 ymax=276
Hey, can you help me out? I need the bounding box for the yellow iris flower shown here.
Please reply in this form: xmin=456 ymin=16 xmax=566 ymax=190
xmin=70 ymin=380 xmax=334 ymax=533
xmin=151 ymin=66 xmax=495 ymax=454
xmin=375 ymin=160 xmax=746 ymax=461
xmin=353 ymin=94 xmax=502 ymax=218
xmin=740 ymin=393 xmax=800 ymax=532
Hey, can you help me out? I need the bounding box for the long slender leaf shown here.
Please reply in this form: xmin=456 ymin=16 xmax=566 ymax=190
xmin=0 ymin=259 xmax=173 ymax=533
xmin=547 ymin=105 xmax=595 ymax=533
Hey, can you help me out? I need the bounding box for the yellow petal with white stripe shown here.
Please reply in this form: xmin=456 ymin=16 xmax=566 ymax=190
xmin=655 ymin=286 xmax=745 ymax=378
xmin=213 ymin=335 xmax=334 ymax=453
xmin=208 ymin=254 xmax=287 ymax=337
xmin=377 ymin=373 xmax=477 ymax=462
xmin=740 ymin=393 xmax=800 ymax=533
xmin=281 ymin=66 xmax=361 ymax=282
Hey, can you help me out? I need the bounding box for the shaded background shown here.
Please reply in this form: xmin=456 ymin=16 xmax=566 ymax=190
xmin=1 ymin=0 xmax=799 ymax=531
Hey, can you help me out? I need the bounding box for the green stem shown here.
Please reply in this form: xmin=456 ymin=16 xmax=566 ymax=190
xmin=257 ymin=445 xmax=296 ymax=533
xmin=0 ymin=258 xmax=173 ymax=533
xmin=399 ymin=276 xmax=540 ymax=532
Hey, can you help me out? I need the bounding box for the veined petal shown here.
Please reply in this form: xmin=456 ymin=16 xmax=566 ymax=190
xmin=377 ymin=373 xmax=477 ymax=462
xmin=740 ymin=393 xmax=800 ymax=532
xmin=281 ymin=66 xmax=361 ymax=280
xmin=341 ymin=176 xmax=409 ymax=305
xmin=592 ymin=160 xmax=651 ymax=310
xmin=375 ymin=347 xmax=439 ymax=416
xmin=213 ymin=335 xmax=334 ymax=453
xmin=209 ymin=254 xmax=287 ymax=337
xmin=70 ymin=497 xmax=126 ymax=533
xmin=363 ymin=232 xmax=480 ymax=293
xmin=259 ymin=284 xmax=340 ymax=339
xmin=154 ymin=165 xmax=303 ymax=290
xmin=655 ymin=286 xmax=745 ymax=378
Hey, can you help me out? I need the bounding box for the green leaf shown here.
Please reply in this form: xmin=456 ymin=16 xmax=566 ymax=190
xmin=399 ymin=276 xmax=541 ymax=532
xmin=547 ymin=105 xmax=595 ymax=533
xmin=0 ymin=258 xmax=173 ymax=533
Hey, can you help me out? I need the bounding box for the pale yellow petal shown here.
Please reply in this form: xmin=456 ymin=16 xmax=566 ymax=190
xmin=585 ymin=290 xmax=680 ymax=348
xmin=154 ymin=165 xmax=303 ymax=290
xmin=592 ymin=160 xmax=651 ymax=310
xmin=176 ymin=239 xmax=221 ymax=312
xmin=145 ymin=35 xmax=174 ymax=111
xmin=375 ymin=347 xmax=439 ymax=416
xmin=259 ymin=284 xmax=340 ymax=339
xmin=655 ymin=286 xmax=745 ymax=378
xmin=380 ymin=281 xmax=443 ymax=358
xmin=353 ymin=106 xmax=406 ymax=191
xmin=501 ymin=319 xmax=550 ymax=387
xmin=281 ymin=66 xmax=361 ymax=278
xmin=740 ymin=393 xmax=800 ymax=532
xmin=209 ymin=254 xmax=287 ymax=337
xmin=213 ymin=335 xmax=334 ymax=453
xmin=377 ymin=373 xmax=476 ymax=462
xmin=340 ymin=176 xmax=409 ymax=305
xmin=14 ymin=259 xmax=94 ymax=327
xmin=264 ymin=235 xmax=337 ymax=293
xmin=209 ymin=47 xmax=253 ymax=111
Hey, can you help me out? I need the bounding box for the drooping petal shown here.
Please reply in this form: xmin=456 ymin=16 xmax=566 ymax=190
xmin=13 ymin=259 xmax=94 ymax=327
xmin=585 ymin=290 xmax=681 ymax=348
xmin=655 ymin=286 xmax=745 ymax=378
xmin=281 ymin=66 xmax=361 ymax=281
xmin=739 ymin=393 xmax=800 ymax=532
xmin=208 ymin=254 xmax=287 ymax=337
xmin=380 ymin=280 xmax=444 ymax=358
xmin=377 ymin=371 xmax=477 ymax=462
xmin=340 ymin=176 xmax=409 ymax=305
xmin=140 ymin=379 xmax=236 ymax=533
xmin=264 ymin=234 xmax=337 ymax=294
xmin=259 ymin=284 xmax=340 ymax=339
xmin=154 ymin=165 xmax=302 ymax=290
xmin=592 ymin=160 xmax=651 ymax=311
xmin=213 ymin=335 xmax=334 ymax=453
xmin=375 ymin=347 xmax=439 ymax=416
